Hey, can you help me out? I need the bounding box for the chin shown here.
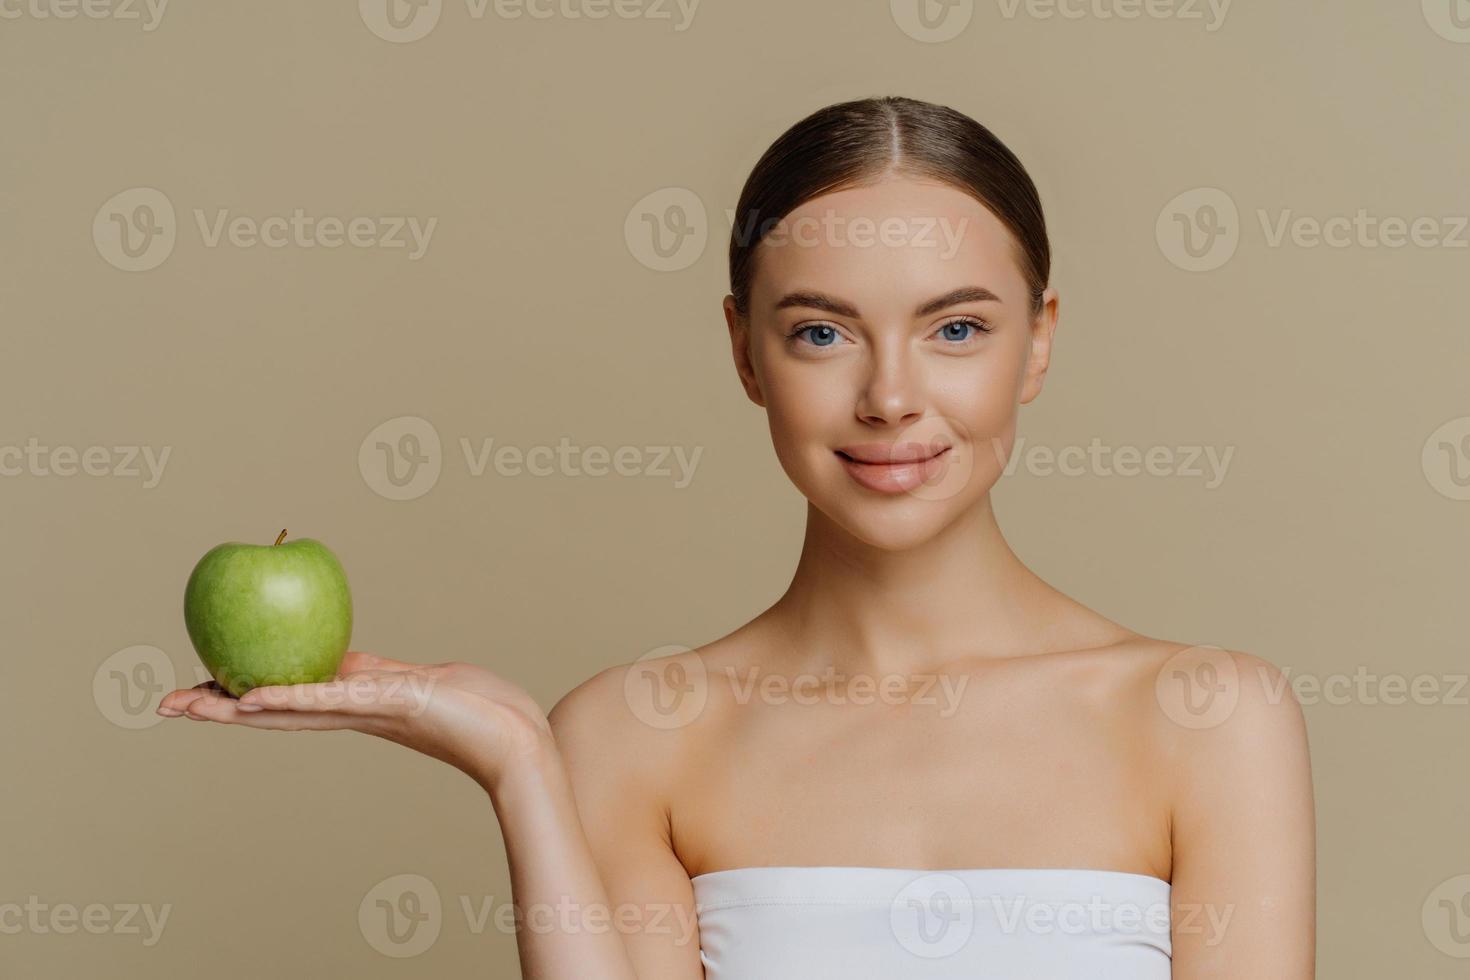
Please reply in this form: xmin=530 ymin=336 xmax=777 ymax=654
xmin=806 ymin=469 xmax=983 ymax=552
xmin=822 ymin=499 xmax=964 ymax=551
xmin=776 ymin=442 xmax=992 ymax=550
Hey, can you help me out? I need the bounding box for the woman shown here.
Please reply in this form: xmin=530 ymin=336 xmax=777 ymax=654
xmin=160 ymin=95 xmax=1316 ymax=978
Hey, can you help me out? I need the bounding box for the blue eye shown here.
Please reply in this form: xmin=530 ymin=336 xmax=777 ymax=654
xmin=936 ymin=317 xmax=992 ymax=343
xmin=791 ymin=324 xmax=842 ymax=347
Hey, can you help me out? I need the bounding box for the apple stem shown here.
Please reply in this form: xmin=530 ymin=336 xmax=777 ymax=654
xmin=274 ymin=529 xmax=288 ymax=546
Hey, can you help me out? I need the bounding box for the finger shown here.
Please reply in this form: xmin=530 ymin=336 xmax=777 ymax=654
xmin=236 ymin=672 xmax=417 ymax=715
xmin=158 ymin=681 xmax=226 ymax=716
xmin=180 ymin=691 xmax=365 ymax=731
xmin=180 ymin=690 xmax=254 ymax=722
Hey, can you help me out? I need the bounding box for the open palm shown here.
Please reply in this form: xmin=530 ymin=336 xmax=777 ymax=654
xmin=157 ymin=651 xmax=554 ymax=787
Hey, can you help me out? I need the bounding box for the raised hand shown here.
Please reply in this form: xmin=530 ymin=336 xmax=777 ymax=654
xmin=157 ymin=650 xmax=555 ymax=790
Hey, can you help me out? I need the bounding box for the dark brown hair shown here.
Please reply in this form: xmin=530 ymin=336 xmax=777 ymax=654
xmin=728 ymin=96 xmax=1050 ymax=320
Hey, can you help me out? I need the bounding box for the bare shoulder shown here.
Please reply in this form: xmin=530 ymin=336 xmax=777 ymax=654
xmin=547 ymin=638 xmax=743 ymax=790
xmin=538 ymin=649 xmax=716 ymax=890
xmin=1067 ymin=637 xmax=1313 ymax=885
xmin=1120 ymin=640 xmax=1316 ymax=972
xmin=1121 ymin=638 xmax=1308 ymax=737
xmin=1077 ymin=634 xmax=1303 ymax=725
xmin=1099 ymin=637 xmax=1312 ymax=799
xmin=544 ymin=648 xmax=734 ymax=973
xmin=550 ymin=650 xmax=695 ymax=766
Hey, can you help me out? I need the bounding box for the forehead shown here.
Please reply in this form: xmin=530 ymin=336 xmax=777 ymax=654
xmin=747 ymin=176 xmax=1028 ymax=316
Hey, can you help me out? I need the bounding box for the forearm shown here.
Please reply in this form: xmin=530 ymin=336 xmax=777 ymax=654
xmin=479 ymin=742 xmax=641 ymax=980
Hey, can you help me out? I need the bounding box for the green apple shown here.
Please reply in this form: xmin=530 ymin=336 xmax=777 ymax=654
xmin=183 ymin=529 xmax=352 ymax=697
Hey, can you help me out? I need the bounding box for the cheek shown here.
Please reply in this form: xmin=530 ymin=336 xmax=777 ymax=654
xmin=764 ymin=373 xmax=840 ymax=455
xmin=930 ymin=349 xmax=1026 ymax=437
xmin=758 ymin=360 xmax=854 ymax=479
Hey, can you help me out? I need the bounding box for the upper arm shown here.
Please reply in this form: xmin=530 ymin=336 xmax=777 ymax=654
xmin=548 ymin=664 xmax=704 ymax=980
xmin=1160 ymin=647 xmax=1316 ymax=979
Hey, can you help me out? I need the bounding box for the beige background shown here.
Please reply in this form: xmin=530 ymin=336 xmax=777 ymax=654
xmin=4 ymin=1 xmax=1468 ymax=976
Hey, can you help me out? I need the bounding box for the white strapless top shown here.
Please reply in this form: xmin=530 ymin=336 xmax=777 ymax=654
xmin=692 ymin=866 xmax=1171 ymax=979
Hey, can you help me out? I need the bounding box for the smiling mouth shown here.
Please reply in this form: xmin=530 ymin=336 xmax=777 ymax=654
xmin=835 ymin=445 xmax=952 ymax=466
xmin=834 ymin=442 xmax=954 ymax=494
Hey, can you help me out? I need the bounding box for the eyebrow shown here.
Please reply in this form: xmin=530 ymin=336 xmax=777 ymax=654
xmin=773 ymin=286 xmax=1002 ymax=319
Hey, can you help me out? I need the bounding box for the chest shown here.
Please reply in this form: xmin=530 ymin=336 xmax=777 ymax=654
xmin=669 ymin=687 xmax=1169 ymax=878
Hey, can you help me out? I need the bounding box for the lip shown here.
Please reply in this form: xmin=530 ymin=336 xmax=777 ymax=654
xmin=836 ymin=442 xmax=953 ymax=494
xmin=837 ymin=441 xmax=950 ymax=464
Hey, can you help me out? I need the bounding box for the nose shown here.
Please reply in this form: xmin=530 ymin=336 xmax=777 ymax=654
xmin=855 ymin=342 xmax=924 ymax=427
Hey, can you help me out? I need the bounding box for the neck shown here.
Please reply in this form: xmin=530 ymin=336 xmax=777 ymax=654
xmin=763 ymin=496 xmax=1126 ymax=676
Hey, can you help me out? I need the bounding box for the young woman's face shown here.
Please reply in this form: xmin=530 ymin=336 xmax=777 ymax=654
xmin=725 ymin=174 xmax=1058 ymax=550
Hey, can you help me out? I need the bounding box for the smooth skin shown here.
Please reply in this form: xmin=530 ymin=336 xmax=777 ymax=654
xmin=160 ymin=173 xmax=1316 ymax=979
